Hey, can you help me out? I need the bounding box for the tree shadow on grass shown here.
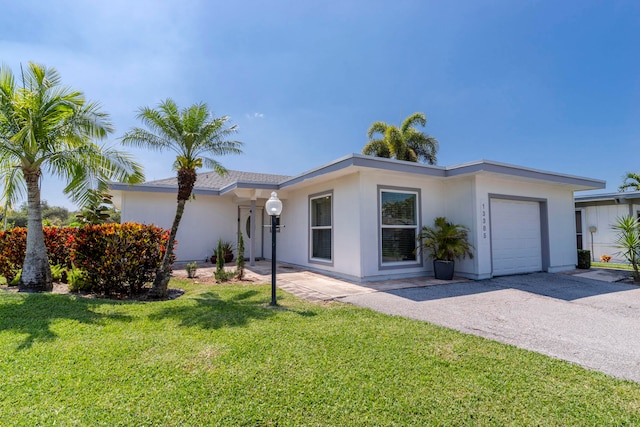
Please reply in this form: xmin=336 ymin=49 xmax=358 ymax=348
xmin=0 ymin=292 xmax=132 ymax=350
xmin=149 ymin=290 xmax=277 ymax=330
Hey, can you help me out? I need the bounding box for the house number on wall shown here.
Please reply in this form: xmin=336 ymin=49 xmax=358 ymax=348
xmin=481 ymin=202 xmax=487 ymax=239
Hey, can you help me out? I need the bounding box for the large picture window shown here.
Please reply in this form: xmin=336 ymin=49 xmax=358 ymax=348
xmin=380 ymin=189 xmax=418 ymax=264
xmin=310 ymin=193 xmax=332 ymax=261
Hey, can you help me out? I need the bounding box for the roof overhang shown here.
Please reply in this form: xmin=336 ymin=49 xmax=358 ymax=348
xmin=575 ymin=190 xmax=640 ymax=206
xmin=109 ymin=153 xmax=606 ymax=196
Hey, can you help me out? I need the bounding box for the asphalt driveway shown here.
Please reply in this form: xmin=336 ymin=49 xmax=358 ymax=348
xmin=339 ymin=272 xmax=640 ymax=383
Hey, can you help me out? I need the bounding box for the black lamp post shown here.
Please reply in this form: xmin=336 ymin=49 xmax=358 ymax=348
xmin=265 ymin=192 xmax=283 ymax=306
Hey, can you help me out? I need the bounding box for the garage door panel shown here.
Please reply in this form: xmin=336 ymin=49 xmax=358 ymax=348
xmin=491 ymin=199 xmax=542 ymax=276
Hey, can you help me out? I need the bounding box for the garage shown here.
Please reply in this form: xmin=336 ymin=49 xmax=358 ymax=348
xmin=490 ymin=198 xmax=543 ymax=276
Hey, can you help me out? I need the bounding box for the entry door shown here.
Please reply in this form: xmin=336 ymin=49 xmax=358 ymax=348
xmin=239 ymin=207 xmax=263 ymax=259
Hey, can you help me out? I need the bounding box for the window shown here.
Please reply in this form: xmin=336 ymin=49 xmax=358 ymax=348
xmin=575 ymin=210 xmax=583 ymax=250
xmin=310 ymin=193 xmax=332 ymax=261
xmin=380 ymin=189 xmax=418 ymax=264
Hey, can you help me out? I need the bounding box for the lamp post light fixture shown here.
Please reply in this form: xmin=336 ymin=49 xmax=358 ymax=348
xmin=589 ymin=225 xmax=597 ymax=262
xmin=265 ymin=192 xmax=283 ymax=306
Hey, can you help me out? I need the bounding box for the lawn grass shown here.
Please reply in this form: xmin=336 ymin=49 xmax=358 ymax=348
xmin=592 ymin=261 xmax=634 ymax=271
xmin=1 ymin=281 xmax=639 ymax=426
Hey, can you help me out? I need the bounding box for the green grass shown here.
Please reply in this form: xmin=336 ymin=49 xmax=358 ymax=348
xmin=1 ymin=281 xmax=639 ymax=426
xmin=592 ymin=261 xmax=634 ymax=271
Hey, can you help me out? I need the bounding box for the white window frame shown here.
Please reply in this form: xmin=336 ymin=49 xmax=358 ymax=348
xmin=309 ymin=192 xmax=333 ymax=264
xmin=379 ymin=187 xmax=421 ymax=269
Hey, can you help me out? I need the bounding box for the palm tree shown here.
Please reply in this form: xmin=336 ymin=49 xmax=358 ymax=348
xmin=0 ymin=62 xmax=144 ymax=291
xmin=619 ymin=172 xmax=640 ymax=192
xmin=121 ymin=99 xmax=243 ymax=298
xmin=362 ymin=112 xmax=439 ymax=164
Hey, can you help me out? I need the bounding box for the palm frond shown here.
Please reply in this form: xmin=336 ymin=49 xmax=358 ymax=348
xmin=619 ymin=172 xmax=640 ymax=192
xmin=367 ymin=121 xmax=388 ymax=139
xmin=362 ymin=139 xmax=391 ymax=158
xmin=122 ymin=99 xmax=243 ymax=177
xmin=400 ymin=112 xmax=426 ymax=134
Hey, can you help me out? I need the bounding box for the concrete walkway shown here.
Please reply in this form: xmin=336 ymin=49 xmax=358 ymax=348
xmin=174 ymin=260 xmax=469 ymax=301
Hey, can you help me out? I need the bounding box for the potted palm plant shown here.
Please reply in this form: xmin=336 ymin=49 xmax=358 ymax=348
xmin=417 ymin=217 xmax=474 ymax=280
xmin=210 ymin=239 xmax=234 ymax=264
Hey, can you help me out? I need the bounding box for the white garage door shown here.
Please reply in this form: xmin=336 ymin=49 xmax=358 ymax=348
xmin=490 ymin=199 xmax=542 ymax=276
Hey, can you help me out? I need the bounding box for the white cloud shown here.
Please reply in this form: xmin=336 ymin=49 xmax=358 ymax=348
xmin=246 ymin=112 xmax=265 ymax=119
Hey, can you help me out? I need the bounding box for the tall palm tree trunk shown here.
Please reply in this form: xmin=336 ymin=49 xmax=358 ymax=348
xmin=148 ymin=167 xmax=196 ymax=298
xmin=148 ymin=199 xmax=185 ymax=298
xmin=19 ymin=171 xmax=52 ymax=292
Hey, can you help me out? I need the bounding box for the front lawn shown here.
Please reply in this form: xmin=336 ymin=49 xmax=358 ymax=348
xmin=1 ymin=281 xmax=638 ymax=425
xmin=592 ymin=261 xmax=634 ymax=271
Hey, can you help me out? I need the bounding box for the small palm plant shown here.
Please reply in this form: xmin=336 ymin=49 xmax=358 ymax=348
xmin=612 ymin=215 xmax=640 ymax=282
xmin=417 ymin=217 xmax=474 ymax=280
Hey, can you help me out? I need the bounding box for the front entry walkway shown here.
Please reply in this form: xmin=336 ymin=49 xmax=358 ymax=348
xmin=173 ymin=260 xmax=467 ymax=301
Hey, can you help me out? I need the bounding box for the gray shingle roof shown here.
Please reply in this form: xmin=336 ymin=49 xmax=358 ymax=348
xmin=145 ymin=170 xmax=291 ymax=190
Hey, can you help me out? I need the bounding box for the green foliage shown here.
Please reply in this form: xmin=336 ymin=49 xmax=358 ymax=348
xmin=0 ymin=227 xmax=75 ymax=283
xmin=186 ymin=262 xmax=198 ymax=278
xmin=8 ymin=269 xmax=21 ymax=286
xmin=619 ymin=172 xmax=640 ymax=192
xmin=72 ymin=223 xmax=173 ymax=296
xmin=612 ymin=215 xmax=640 ymax=282
xmin=0 ymin=228 xmax=27 ymax=283
xmin=67 ymin=267 xmax=90 ymax=292
xmin=214 ymin=239 xmax=232 ymax=281
xmin=74 ymin=190 xmax=118 ymax=224
xmin=50 ymin=264 xmax=67 ymax=283
xmin=211 ymin=239 xmax=234 ymax=263
xmin=418 ymin=217 xmax=474 ymax=261
xmin=43 ymin=227 xmax=75 ymax=268
xmin=0 ymin=284 xmax=638 ymax=425
xmin=362 ymin=112 xmax=439 ymax=164
xmin=0 ymin=224 xmax=171 ymax=293
xmin=2 ymin=201 xmax=76 ymax=229
xmin=121 ymin=99 xmax=242 ymax=297
xmin=577 ymin=249 xmax=591 ymax=269
xmin=236 ymin=232 xmax=245 ymax=280
xmin=0 ymin=62 xmax=144 ymax=290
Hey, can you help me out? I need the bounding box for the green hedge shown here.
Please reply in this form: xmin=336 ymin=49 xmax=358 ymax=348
xmin=0 ymin=223 xmax=172 ymax=295
xmin=72 ymin=223 xmax=172 ymax=296
xmin=577 ymin=249 xmax=591 ymax=269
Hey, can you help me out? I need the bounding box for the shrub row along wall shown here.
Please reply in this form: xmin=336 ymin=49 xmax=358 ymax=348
xmin=0 ymin=223 xmax=172 ymax=295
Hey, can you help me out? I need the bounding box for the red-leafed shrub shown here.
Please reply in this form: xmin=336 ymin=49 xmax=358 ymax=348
xmin=0 ymin=228 xmax=27 ymax=283
xmin=0 ymin=224 xmax=173 ymax=295
xmin=0 ymin=227 xmax=76 ymax=282
xmin=72 ymin=223 xmax=173 ymax=296
xmin=44 ymin=227 xmax=75 ymax=269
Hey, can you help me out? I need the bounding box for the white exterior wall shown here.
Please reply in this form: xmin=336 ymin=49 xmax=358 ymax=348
xmin=358 ymin=170 xmax=445 ymax=280
xmin=475 ymin=175 xmax=577 ymax=274
xmin=275 ymin=173 xmax=363 ymax=278
xmin=116 ymin=160 xmax=594 ymax=281
xmin=580 ymin=203 xmax=639 ymax=263
xmin=121 ymin=191 xmax=238 ymax=262
xmin=442 ymin=177 xmax=479 ymax=278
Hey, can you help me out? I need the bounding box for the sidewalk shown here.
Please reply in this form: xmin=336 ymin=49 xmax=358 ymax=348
xmin=173 ymin=261 xmax=635 ymax=303
xmin=172 ymin=260 xmax=467 ymax=302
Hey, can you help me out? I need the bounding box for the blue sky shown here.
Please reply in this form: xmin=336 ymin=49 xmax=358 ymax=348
xmin=2 ymin=0 xmax=639 ymax=209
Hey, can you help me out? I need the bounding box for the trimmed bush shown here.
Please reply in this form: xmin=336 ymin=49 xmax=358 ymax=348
xmin=0 ymin=228 xmax=27 ymax=283
xmin=577 ymin=249 xmax=591 ymax=269
xmin=72 ymin=223 xmax=173 ymax=296
xmin=0 ymin=223 xmax=173 ymax=296
xmin=44 ymin=227 xmax=75 ymax=269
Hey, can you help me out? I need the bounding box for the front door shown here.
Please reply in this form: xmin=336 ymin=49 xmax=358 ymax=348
xmin=239 ymin=206 xmax=263 ymax=260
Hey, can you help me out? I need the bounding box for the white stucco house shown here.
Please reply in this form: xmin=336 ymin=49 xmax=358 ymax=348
xmin=110 ymin=154 xmax=604 ymax=281
xmin=574 ymin=191 xmax=640 ymax=263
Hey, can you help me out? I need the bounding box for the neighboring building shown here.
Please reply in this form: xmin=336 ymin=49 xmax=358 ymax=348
xmin=110 ymin=154 xmax=604 ymax=281
xmin=574 ymin=191 xmax=640 ymax=263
